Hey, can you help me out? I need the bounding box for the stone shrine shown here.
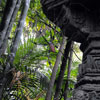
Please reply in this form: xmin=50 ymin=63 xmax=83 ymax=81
xmin=41 ymin=0 xmax=100 ymax=99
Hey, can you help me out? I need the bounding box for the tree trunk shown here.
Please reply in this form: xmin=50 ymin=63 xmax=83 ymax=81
xmin=0 ymin=0 xmax=22 ymax=55
xmin=0 ymin=0 xmax=17 ymax=52
xmin=10 ymin=0 xmax=30 ymax=54
xmin=45 ymin=36 xmax=67 ymax=100
xmin=63 ymin=42 xmax=74 ymax=100
xmin=54 ymin=39 xmax=72 ymax=100
xmin=0 ymin=0 xmax=1 ymax=5
xmin=0 ymin=0 xmax=30 ymax=99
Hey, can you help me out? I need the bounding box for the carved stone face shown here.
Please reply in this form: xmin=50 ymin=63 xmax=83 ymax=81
xmin=41 ymin=0 xmax=100 ymax=43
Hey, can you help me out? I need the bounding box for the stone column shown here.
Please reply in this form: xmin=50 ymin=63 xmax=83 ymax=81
xmin=73 ymin=32 xmax=100 ymax=100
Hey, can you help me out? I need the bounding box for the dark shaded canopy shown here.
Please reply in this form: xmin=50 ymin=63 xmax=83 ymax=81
xmin=41 ymin=0 xmax=100 ymax=43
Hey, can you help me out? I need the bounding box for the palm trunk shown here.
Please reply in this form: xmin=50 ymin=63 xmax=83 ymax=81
xmin=45 ymin=36 xmax=67 ymax=100
xmin=54 ymin=39 xmax=72 ymax=100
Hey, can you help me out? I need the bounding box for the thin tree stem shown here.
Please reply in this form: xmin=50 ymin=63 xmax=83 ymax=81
xmin=54 ymin=39 xmax=72 ymax=100
xmin=63 ymin=42 xmax=74 ymax=100
xmin=45 ymin=36 xmax=67 ymax=100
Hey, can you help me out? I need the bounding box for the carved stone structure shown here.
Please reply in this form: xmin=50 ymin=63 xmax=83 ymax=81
xmin=73 ymin=32 xmax=100 ymax=100
xmin=41 ymin=0 xmax=100 ymax=99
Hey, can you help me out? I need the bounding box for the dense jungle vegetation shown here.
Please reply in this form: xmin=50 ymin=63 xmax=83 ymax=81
xmin=0 ymin=0 xmax=82 ymax=100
